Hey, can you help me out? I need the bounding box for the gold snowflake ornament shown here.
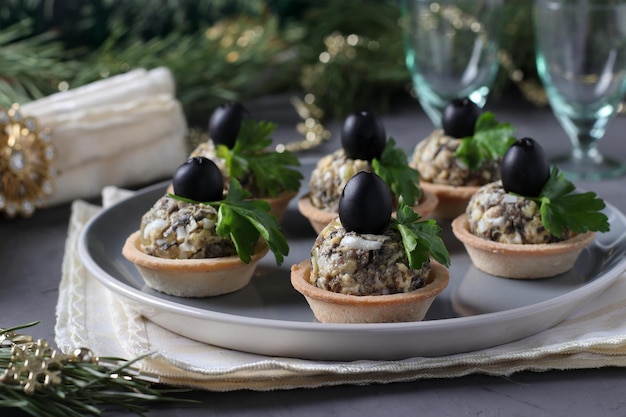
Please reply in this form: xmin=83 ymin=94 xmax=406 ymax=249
xmin=0 ymin=105 xmax=56 ymax=218
xmin=3 ymin=339 xmax=65 ymax=395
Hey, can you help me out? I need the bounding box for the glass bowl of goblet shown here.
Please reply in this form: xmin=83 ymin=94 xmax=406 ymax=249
xmin=401 ymin=0 xmax=504 ymax=127
xmin=534 ymin=0 xmax=626 ymax=180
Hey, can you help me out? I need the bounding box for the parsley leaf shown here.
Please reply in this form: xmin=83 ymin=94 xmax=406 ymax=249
xmin=168 ymin=179 xmax=289 ymax=265
xmin=455 ymin=112 xmax=516 ymax=171
xmin=392 ymin=204 xmax=450 ymax=270
xmin=531 ymin=167 xmax=610 ymax=238
xmin=216 ymin=120 xmax=303 ymax=197
xmin=372 ymin=138 xmax=422 ymax=207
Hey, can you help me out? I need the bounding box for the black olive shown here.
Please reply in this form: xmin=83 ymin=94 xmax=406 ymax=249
xmin=441 ymin=97 xmax=481 ymax=138
xmin=338 ymin=171 xmax=392 ymax=234
xmin=172 ymin=157 xmax=224 ymax=202
xmin=501 ymin=137 xmax=550 ymax=197
xmin=341 ymin=111 xmax=387 ymax=161
xmin=208 ymin=102 xmax=250 ymax=148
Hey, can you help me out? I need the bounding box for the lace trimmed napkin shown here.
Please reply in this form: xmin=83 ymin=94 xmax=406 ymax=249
xmin=55 ymin=187 xmax=626 ymax=391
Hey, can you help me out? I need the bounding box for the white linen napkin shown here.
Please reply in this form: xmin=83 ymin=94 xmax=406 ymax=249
xmin=55 ymin=188 xmax=626 ymax=391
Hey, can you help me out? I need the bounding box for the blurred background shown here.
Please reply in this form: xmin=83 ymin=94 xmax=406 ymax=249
xmin=0 ymin=0 xmax=541 ymax=126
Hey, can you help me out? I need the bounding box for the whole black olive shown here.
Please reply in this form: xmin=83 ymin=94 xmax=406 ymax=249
xmin=208 ymin=102 xmax=250 ymax=148
xmin=441 ymin=97 xmax=481 ymax=138
xmin=341 ymin=111 xmax=387 ymax=161
xmin=172 ymin=157 xmax=224 ymax=202
xmin=501 ymin=137 xmax=550 ymax=197
xmin=338 ymin=171 xmax=392 ymax=234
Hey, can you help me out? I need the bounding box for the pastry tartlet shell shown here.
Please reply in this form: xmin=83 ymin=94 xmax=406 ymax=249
xmin=264 ymin=190 xmax=297 ymax=220
xmin=452 ymin=213 xmax=596 ymax=279
xmin=122 ymin=230 xmax=269 ymax=297
xmin=297 ymin=189 xmax=439 ymax=234
xmin=290 ymin=260 xmax=449 ymax=323
xmin=419 ymin=181 xmax=480 ymax=220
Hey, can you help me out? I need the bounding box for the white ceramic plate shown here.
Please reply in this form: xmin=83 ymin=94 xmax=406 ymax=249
xmin=79 ymin=181 xmax=626 ymax=361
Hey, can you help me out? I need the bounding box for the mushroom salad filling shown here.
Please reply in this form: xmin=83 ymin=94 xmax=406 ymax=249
xmin=140 ymin=196 xmax=236 ymax=259
xmin=310 ymin=218 xmax=430 ymax=296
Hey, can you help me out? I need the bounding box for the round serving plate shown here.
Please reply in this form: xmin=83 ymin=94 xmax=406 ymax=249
xmin=79 ymin=181 xmax=626 ymax=361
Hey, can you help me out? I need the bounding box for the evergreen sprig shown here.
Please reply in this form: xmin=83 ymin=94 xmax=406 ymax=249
xmin=0 ymin=323 xmax=194 ymax=417
xmin=0 ymin=20 xmax=83 ymax=107
xmin=0 ymin=1 xmax=544 ymax=121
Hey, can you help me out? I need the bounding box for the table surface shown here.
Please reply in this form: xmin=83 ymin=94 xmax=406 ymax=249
xmin=2 ymin=93 xmax=626 ymax=417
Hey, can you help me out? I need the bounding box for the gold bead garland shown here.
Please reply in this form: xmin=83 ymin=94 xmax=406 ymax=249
xmin=278 ymin=95 xmax=331 ymax=153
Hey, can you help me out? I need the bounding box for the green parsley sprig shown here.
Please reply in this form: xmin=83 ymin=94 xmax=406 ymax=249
xmin=525 ymin=166 xmax=610 ymax=239
xmin=391 ymin=204 xmax=451 ymax=270
xmin=372 ymin=138 xmax=422 ymax=207
xmin=169 ymin=179 xmax=289 ymax=265
xmin=455 ymin=112 xmax=517 ymax=171
xmin=216 ymin=120 xmax=303 ymax=198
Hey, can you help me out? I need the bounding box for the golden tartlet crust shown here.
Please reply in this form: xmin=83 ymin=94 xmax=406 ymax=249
xmin=418 ymin=181 xmax=480 ymax=220
xmin=263 ymin=190 xmax=298 ymax=220
xmin=290 ymin=259 xmax=449 ymax=323
xmin=122 ymin=230 xmax=269 ymax=297
xmin=452 ymin=213 xmax=596 ymax=279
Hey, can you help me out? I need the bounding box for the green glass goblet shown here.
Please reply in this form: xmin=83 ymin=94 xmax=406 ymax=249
xmin=534 ymin=0 xmax=626 ymax=180
xmin=401 ymin=0 xmax=504 ymax=127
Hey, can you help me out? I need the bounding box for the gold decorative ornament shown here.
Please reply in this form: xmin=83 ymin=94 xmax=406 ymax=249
xmin=1 ymin=323 xmax=180 ymax=417
xmin=0 ymin=105 xmax=55 ymax=218
xmin=0 ymin=329 xmax=154 ymax=396
xmin=2 ymin=339 xmax=65 ymax=395
xmin=279 ymin=94 xmax=331 ymax=153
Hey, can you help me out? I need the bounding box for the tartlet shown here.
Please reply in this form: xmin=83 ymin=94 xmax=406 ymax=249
xmin=410 ymin=129 xmax=503 ymax=220
xmin=291 ymin=171 xmax=450 ymax=323
xmin=123 ymin=157 xmax=288 ymax=297
xmin=452 ymin=137 xmax=608 ymax=279
xmin=291 ymin=259 xmax=449 ymax=323
xmin=452 ymin=214 xmax=595 ymax=279
xmin=417 ymin=181 xmax=479 ymax=221
xmin=188 ymin=102 xmax=302 ymax=220
xmin=409 ymin=98 xmax=515 ymax=220
xmin=262 ymin=189 xmax=298 ymax=220
xmin=299 ymin=111 xmax=433 ymax=233
xmin=123 ymin=231 xmax=268 ymax=297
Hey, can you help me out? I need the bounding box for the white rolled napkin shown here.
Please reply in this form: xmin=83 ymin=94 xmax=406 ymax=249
xmin=20 ymin=67 xmax=187 ymax=206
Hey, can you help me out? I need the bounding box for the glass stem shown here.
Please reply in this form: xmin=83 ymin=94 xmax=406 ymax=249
xmin=572 ymin=133 xmax=603 ymax=164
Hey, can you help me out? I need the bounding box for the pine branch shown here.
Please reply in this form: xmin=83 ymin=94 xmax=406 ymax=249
xmin=0 ymin=323 xmax=196 ymax=417
xmin=0 ymin=20 xmax=84 ymax=107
